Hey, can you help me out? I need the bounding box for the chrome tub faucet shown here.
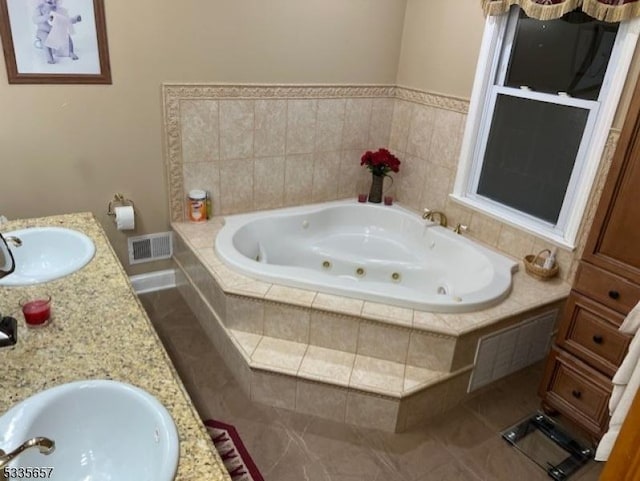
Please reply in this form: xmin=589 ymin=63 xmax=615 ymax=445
xmin=422 ymin=209 xmax=448 ymax=227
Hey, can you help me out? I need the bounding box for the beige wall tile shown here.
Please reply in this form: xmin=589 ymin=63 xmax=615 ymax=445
xmin=180 ymin=99 xmax=219 ymax=163
xmin=342 ymin=98 xmax=373 ymax=150
xmin=182 ymin=162 xmax=221 ymax=217
xmin=229 ymin=330 xmax=262 ymax=358
xmin=251 ymin=370 xmax=296 ymax=410
xmin=226 ymin=295 xmax=264 ymax=334
xmin=309 ymin=310 xmax=360 ymax=353
xmin=421 ymin=162 xmax=454 ymax=212
xmin=350 ymin=355 xmax=404 ymax=396
xmin=362 ymin=301 xmax=413 ymax=327
xmin=444 ymin=370 xmax=472 ymax=408
xmin=254 ymin=100 xmax=287 ymax=157
xmin=369 ymin=98 xmax=395 ymax=148
xmin=251 ymin=337 xmax=307 ymax=375
xmin=497 ymin=224 xmax=536 ymax=261
xmin=263 ymin=303 xmax=311 ymax=343
xmin=345 ymin=391 xmax=400 ymax=432
xmin=404 ymin=365 xmax=443 ymax=393
xmin=296 ymin=381 xmax=348 ymax=422
xmin=287 ymin=99 xmax=318 ymax=154
xmin=298 ymin=345 xmax=355 ymax=387
xmin=227 ymin=279 xmax=272 ymax=298
xmin=265 ymin=285 xmax=317 ymax=307
xmin=406 ymin=104 xmax=435 ymax=160
xmin=444 ymin=198 xmax=473 ymax=231
xmin=402 ymin=380 xmax=448 ymax=428
xmin=450 ymin=332 xmax=481 ymax=371
xmin=337 ymin=150 xmax=369 ymax=199
xmin=395 ymin=155 xmax=427 ymax=211
xmin=284 ymin=154 xmax=314 ymax=206
xmin=468 ymin=213 xmax=503 ymax=247
xmin=407 ymin=332 xmax=456 ymax=371
xmin=219 ymin=100 xmax=254 ymax=160
xmin=312 ymin=151 xmax=341 ymax=202
xmin=313 ymin=293 xmax=364 ymax=316
xmin=357 ymin=321 xmax=410 ymax=364
xmin=219 ymin=159 xmax=254 ymax=214
xmin=253 ymin=156 xmax=285 ymax=210
xmin=429 ymin=109 xmax=465 ymax=169
xmin=389 ymin=100 xmax=414 ymax=153
xmin=414 ymin=310 xmax=459 ymax=336
xmin=315 ymin=99 xmax=346 ymax=152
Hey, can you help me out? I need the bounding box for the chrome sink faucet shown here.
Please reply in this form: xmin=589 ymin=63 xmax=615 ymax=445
xmin=422 ymin=209 xmax=448 ymax=227
xmin=3 ymin=237 xmax=22 ymax=248
xmin=0 ymin=437 xmax=55 ymax=480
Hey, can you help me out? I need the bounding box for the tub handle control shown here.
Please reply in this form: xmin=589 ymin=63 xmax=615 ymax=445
xmin=453 ymin=223 xmax=468 ymax=235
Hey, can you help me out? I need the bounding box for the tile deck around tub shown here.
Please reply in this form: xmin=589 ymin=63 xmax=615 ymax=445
xmin=172 ymin=217 xmax=570 ymax=432
xmin=229 ymin=329 xmax=451 ymax=398
xmin=172 ymin=219 xmax=571 ymax=337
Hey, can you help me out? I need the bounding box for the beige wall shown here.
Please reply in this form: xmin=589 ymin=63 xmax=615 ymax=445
xmin=0 ymin=0 xmax=407 ymax=274
xmin=396 ymin=0 xmax=486 ymax=98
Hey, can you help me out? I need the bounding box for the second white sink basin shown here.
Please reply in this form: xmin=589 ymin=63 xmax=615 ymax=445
xmin=0 ymin=380 xmax=180 ymax=481
xmin=0 ymin=227 xmax=95 ymax=286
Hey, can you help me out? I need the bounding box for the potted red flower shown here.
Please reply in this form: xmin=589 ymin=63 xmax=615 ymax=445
xmin=360 ymin=148 xmax=401 ymax=203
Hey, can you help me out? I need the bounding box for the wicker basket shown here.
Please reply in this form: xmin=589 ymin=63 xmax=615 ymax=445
xmin=524 ymin=249 xmax=559 ymax=281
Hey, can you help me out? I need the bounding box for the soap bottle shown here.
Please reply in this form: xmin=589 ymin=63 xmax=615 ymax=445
xmin=188 ymin=189 xmax=207 ymax=222
xmin=543 ymin=247 xmax=557 ymax=270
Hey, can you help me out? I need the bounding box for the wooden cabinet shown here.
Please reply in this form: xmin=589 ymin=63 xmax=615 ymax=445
xmin=539 ymin=78 xmax=640 ymax=440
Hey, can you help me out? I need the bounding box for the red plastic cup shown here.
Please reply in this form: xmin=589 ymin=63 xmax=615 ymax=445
xmin=20 ymin=296 xmax=52 ymax=327
xmin=357 ymin=194 xmax=368 ymax=203
xmin=384 ymin=196 xmax=393 ymax=206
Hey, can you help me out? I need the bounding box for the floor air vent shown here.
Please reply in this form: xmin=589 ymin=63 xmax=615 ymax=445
xmin=127 ymin=232 xmax=173 ymax=265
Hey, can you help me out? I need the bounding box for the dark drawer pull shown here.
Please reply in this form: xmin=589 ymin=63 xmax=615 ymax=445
xmin=572 ymin=390 xmax=582 ymax=399
xmin=609 ymin=290 xmax=620 ymax=300
xmin=592 ymin=335 xmax=604 ymax=344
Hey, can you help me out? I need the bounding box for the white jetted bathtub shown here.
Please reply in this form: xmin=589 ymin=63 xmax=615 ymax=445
xmin=215 ymin=200 xmax=518 ymax=313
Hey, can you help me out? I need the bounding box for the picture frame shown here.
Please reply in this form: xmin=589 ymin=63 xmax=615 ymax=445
xmin=0 ymin=0 xmax=111 ymax=84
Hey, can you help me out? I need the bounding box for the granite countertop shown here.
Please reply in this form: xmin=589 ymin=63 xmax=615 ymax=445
xmin=0 ymin=213 xmax=230 ymax=481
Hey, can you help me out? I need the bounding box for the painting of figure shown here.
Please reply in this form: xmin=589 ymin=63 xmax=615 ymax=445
xmin=33 ymin=0 xmax=83 ymax=64
xmin=0 ymin=0 xmax=111 ymax=83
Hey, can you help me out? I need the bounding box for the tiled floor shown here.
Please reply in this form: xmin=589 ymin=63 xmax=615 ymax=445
xmin=140 ymin=289 xmax=604 ymax=481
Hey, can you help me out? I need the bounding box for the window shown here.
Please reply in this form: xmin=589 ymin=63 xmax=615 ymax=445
xmin=453 ymin=7 xmax=640 ymax=248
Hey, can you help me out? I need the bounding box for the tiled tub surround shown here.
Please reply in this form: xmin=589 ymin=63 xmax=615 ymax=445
xmin=172 ymin=218 xmax=570 ymax=432
xmin=0 ymin=214 xmax=230 ymax=481
xmin=164 ymin=84 xmax=398 ymax=221
xmin=163 ymin=84 xmax=621 ymax=285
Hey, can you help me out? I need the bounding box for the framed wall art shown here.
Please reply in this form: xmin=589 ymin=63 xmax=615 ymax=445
xmin=0 ymin=0 xmax=111 ymax=84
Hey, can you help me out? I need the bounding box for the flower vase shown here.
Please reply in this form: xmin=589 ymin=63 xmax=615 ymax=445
xmin=368 ymin=174 xmax=384 ymax=203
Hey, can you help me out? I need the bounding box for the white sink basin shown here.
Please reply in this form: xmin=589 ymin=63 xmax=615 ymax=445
xmin=0 ymin=227 xmax=95 ymax=286
xmin=0 ymin=380 xmax=179 ymax=481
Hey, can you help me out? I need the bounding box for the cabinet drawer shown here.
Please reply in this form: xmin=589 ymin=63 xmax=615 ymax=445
xmin=575 ymin=262 xmax=640 ymax=314
xmin=540 ymin=347 xmax=612 ymax=438
xmin=557 ymin=292 xmax=631 ymax=377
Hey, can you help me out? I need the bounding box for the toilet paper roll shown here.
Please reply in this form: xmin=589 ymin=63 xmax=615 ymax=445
xmin=114 ymin=205 xmax=135 ymax=231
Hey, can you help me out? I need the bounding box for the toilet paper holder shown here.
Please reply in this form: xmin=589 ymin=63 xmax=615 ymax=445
xmin=107 ymin=193 xmax=135 ymax=216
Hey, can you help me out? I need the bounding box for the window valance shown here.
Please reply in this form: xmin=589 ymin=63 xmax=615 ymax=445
xmin=482 ymin=0 xmax=640 ymax=21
